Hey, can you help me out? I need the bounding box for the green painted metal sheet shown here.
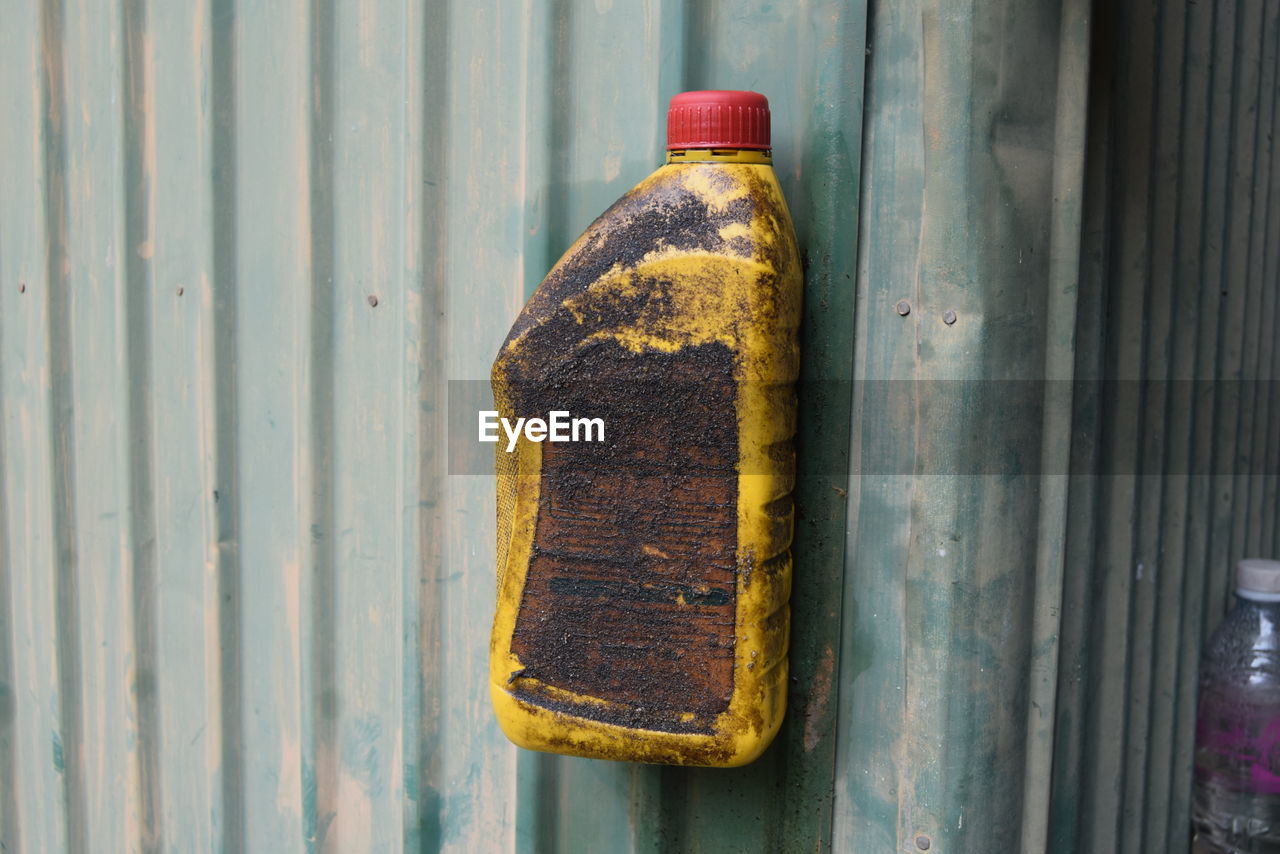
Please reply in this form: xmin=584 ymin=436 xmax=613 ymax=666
xmin=0 ymin=0 xmax=1278 ymax=852
xmin=1049 ymin=1 xmax=1280 ymax=852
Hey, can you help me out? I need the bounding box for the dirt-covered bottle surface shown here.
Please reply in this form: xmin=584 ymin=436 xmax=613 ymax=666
xmin=1194 ymin=559 xmax=1280 ymax=853
xmin=488 ymin=90 xmax=801 ymax=767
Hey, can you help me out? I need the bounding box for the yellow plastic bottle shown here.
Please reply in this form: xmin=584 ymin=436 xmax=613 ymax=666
xmin=489 ymin=90 xmax=801 ymax=767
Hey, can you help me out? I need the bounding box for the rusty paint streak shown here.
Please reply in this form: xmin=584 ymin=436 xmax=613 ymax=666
xmin=803 ymin=645 xmax=834 ymax=752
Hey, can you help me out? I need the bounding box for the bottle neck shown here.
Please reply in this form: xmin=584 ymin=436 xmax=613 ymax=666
xmin=1230 ymin=595 xmax=1280 ymax=646
xmin=1232 ymin=594 xmax=1280 ymax=636
xmin=665 ymin=148 xmax=772 ymax=165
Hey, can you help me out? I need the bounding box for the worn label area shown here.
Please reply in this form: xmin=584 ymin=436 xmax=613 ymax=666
xmin=509 ymin=340 xmax=737 ymax=734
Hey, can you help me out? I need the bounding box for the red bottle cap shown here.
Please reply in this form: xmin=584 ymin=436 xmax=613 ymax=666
xmin=666 ymin=90 xmax=771 ymax=151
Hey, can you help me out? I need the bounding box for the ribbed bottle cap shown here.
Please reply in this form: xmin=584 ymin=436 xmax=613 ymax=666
xmin=666 ymin=90 xmax=771 ymax=151
xmin=1237 ymin=558 xmax=1280 ymax=594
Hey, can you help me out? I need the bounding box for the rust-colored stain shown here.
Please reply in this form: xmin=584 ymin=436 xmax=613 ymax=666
xmin=803 ymin=645 xmax=834 ymax=752
xmin=509 ymin=341 xmax=738 ymax=734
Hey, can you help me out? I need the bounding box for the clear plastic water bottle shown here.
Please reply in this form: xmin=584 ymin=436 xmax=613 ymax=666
xmin=1193 ymin=558 xmax=1280 ymax=853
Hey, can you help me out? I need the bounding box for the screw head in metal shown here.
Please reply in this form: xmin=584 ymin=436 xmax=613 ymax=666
xmin=895 ymin=299 xmax=911 ymax=316
xmin=942 ymin=309 xmax=957 ymax=325
xmin=177 ymin=286 xmax=185 ymax=296
xmin=18 ymin=283 xmax=25 ymax=293
xmin=915 ymin=835 xmax=931 ymax=851
xmin=367 ymin=294 xmax=379 ymax=307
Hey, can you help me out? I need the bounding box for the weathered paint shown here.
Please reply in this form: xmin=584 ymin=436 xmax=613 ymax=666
xmin=1050 ymin=2 xmax=1280 ymax=853
xmin=0 ymin=0 xmax=1278 ymax=852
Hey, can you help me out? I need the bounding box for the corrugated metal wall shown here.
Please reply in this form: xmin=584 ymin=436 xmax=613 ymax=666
xmin=0 ymin=0 xmax=1276 ymax=852
xmin=1051 ymin=0 xmax=1280 ymax=851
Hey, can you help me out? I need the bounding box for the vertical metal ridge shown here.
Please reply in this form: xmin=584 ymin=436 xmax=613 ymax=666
xmin=1119 ymin=0 xmax=1170 ymax=843
xmin=534 ymin=755 xmax=562 ymax=853
xmin=545 ymin=0 xmax=573 ymax=264
xmin=1204 ymin=0 xmax=1262 ymax=626
xmin=1194 ymin=0 xmax=1237 ymax=646
xmin=0 ymin=248 xmax=19 ymax=854
xmin=210 ymin=0 xmax=245 ymax=848
xmin=1130 ymin=0 xmax=1189 ymax=848
xmin=120 ymin=0 xmax=164 ymax=847
xmin=1083 ymin=0 xmax=1153 ymax=844
xmin=832 ymin=0 xmax=923 ymax=846
xmin=39 ymin=0 xmax=89 ymax=849
xmin=147 ymin=0 xmax=223 ymax=845
xmin=654 ymin=0 xmax=687 ymax=135
xmin=517 ymin=0 xmax=553 ymax=298
xmin=1074 ymin=3 xmax=1120 ymax=844
xmin=438 ymin=1 xmax=522 ymax=846
xmin=1242 ymin=8 xmax=1280 ymax=562
xmin=1257 ymin=22 xmax=1280 ymax=561
xmin=782 ymin=0 xmax=870 ymax=849
xmin=1160 ymin=0 xmax=1215 ymax=839
xmin=390 ymin=0 xmax=414 ymax=835
xmin=1241 ymin=8 xmax=1280 ymax=555
xmin=1048 ymin=2 xmax=1117 ymax=843
xmin=303 ymin=0 xmax=337 ymax=846
xmin=626 ymin=763 xmax=663 ymax=854
xmin=407 ymin=0 xmax=449 ymax=847
xmin=657 ymin=766 xmax=689 ymax=851
xmin=681 ymin=0 xmax=706 ymax=89
xmin=1175 ymin=6 xmax=1230 ymax=839
xmin=398 ymin=0 xmax=438 ymax=842
xmin=1017 ymin=0 xmax=1092 ymax=846
xmin=512 ymin=1 xmax=557 ymax=850
xmin=2 ymin=4 xmax=65 ymax=849
xmin=1139 ymin=1 xmax=1194 ymax=846
xmin=230 ymin=0 xmax=310 ymax=843
xmin=1224 ymin=0 xmax=1271 ymax=602
xmin=1208 ymin=0 xmax=1259 ymax=622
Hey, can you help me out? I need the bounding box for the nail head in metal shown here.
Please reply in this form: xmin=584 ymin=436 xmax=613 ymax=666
xmin=18 ymin=283 xmax=25 ymax=293
xmin=177 ymin=286 xmax=185 ymax=296
xmin=367 ymin=294 xmax=379 ymax=307
xmin=942 ymin=309 xmax=957 ymax=325
xmin=916 ymin=835 xmax=932 ymax=851
xmin=895 ymin=299 xmax=911 ymax=316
